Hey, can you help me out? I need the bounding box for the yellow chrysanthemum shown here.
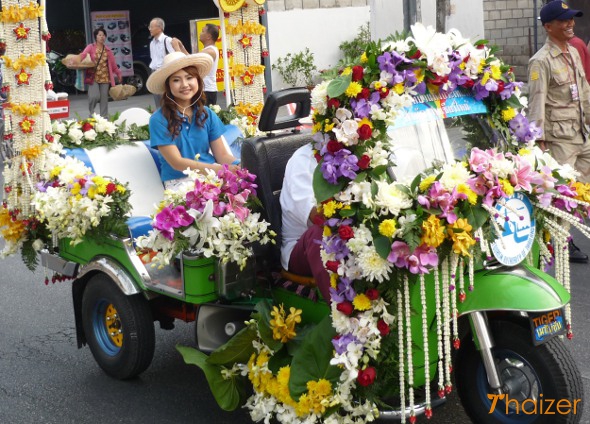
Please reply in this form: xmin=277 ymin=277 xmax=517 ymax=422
xmin=341 ymin=67 xmax=352 ymax=76
xmin=360 ymin=52 xmax=368 ymax=63
xmin=345 ymin=81 xmax=363 ymax=98
xmin=358 ymin=117 xmax=373 ymax=129
xmin=421 ymin=214 xmax=445 ymax=248
xmin=323 ymin=225 xmax=332 ymax=237
xmin=353 ymin=293 xmax=372 ymax=311
xmin=419 ymin=175 xmax=436 ymax=192
xmin=499 ymin=178 xmax=514 ymax=196
xmin=518 ymin=147 xmax=531 ymax=156
xmin=477 ymin=59 xmax=485 ymax=74
xmin=480 ymin=71 xmax=490 ymax=85
xmin=312 ymin=121 xmax=322 ymax=134
xmin=457 ymin=183 xmax=478 ymax=205
xmin=414 ymin=69 xmax=425 ymax=83
xmin=379 ymin=218 xmax=397 ymax=238
xmin=116 ymin=185 xmax=126 ymax=194
xmin=447 ymin=218 xmax=476 ymax=256
xmin=330 ymin=272 xmax=338 ymax=288
xmin=296 ymin=393 xmax=313 ymax=417
xmin=324 ymin=121 xmax=335 ymax=132
xmin=393 ymin=83 xmax=405 ymax=94
xmin=490 ymin=65 xmax=502 ymax=80
xmin=322 ymin=200 xmax=338 ymax=218
xmin=501 ymin=107 xmax=516 ymax=122
xmin=49 ymin=166 xmax=63 ymax=179
xmin=71 ymin=182 xmax=81 ymax=196
xmin=374 ymin=81 xmax=383 ymax=90
xmin=87 ymin=186 xmax=97 ymax=199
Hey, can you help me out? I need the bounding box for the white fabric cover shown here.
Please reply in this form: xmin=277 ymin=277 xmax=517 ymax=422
xmin=115 ymin=107 xmax=152 ymax=127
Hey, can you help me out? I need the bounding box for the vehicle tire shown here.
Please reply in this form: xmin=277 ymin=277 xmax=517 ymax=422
xmin=81 ymin=274 xmax=155 ymax=380
xmin=56 ymin=69 xmax=76 ymax=89
xmin=124 ymin=65 xmax=148 ymax=95
xmin=455 ymin=319 xmax=583 ymax=424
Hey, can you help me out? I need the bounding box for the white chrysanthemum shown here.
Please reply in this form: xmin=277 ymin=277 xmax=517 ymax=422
xmin=439 ymin=162 xmax=471 ymax=191
xmin=346 ymin=224 xmax=372 ymax=253
xmin=490 ymin=156 xmax=515 ymax=179
xmin=310 ymin=80 xmax=329 ymax=115
xmin=68 ymin=127 xmax=84 ymax=144
xmin=556 ymin=163 xmax=580 ymax=181
xmin=374 ymin=181 xmax=413 ymax=216
xmin=84 ymin=129 xmax=97 ymax=141
xmin=357 ymin=246 xmax=392 ymax=283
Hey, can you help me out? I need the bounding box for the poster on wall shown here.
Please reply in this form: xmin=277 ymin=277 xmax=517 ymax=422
xmin=90 ymin=10 xmax=133 ymax=77
xmin=191 ymin=18 xmax=227 ymax=92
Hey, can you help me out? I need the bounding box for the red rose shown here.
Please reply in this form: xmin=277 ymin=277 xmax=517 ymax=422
xmin=314 ymin=153 xmax=322 ymax=163
xmin=357 ymin=124 xmax=372 ymax=140
xmin=327 ymin=139 xmax=343 ymax=153
xmin=462 ymin=79 xmax=474 ymax=89
xmin=496 ymin=80 xmax=505 ymax=93
xmin=326 ymin=260 xmax=340 ymax=273
xmin=365 ymin=288 xmax=379 ymax=300
xmin=336 ymin=301 xmax=354 ymax=316
xmin=358 ymin=154 xmax=370 ymax=170
xmin=351 ymin=65 xmax=364 ymax=82
xmin=82 ymin=122 xmax=94 ymax=132
xmin=379 ymin=87 xmax=390 ymax=99
xmin=357 ymin=366 xmax=377 ymax=387
xmin=78 ymin=178 xmax=87 ymax=187
xmin=105 ymin=182 xmax=117 ymax=195
xmin=410 ymin=49 xmax=422 ymax=59
xmin=338 ymin=225 xmax=354 ymax=240
xmin=357 ymin=87 xmax=371 ymax=100
xmin=429 ymin=74 xmax=448 ymax=86
xmin=327 ymin=97 xmax=341 ymax=110
xmin=45 ymin=133 xmax=54 ymax=142
xmin=377 ymin=319 xmax=390 ymax=336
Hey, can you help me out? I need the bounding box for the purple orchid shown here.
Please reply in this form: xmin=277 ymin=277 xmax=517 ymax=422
xmin=332 ymin=333 xmax=359 ymax=355
xmin=320 ymin=148 xmax=359 ymax=184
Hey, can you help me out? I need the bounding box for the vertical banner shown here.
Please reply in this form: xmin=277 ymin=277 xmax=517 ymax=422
xmin=192 ymin=18 xmax=227 ymax=92
xmin=90 ymin=10 xmax=133 ymax=77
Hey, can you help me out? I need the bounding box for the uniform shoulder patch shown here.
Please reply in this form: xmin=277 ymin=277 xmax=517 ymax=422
xmin=530 ymin=70 xmax=539 ymax=81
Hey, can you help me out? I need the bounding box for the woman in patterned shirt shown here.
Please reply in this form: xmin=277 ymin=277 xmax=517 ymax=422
xmin=80 ymin=28 xmax=122 ymax=117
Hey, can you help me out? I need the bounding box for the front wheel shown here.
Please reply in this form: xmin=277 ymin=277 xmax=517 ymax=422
xmin=455 ymin=319 xmax=583 ymax=424
xmin=81 ymin=274 xmax=155 ymax=379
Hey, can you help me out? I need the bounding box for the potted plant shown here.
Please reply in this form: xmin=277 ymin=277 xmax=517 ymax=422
xmin=272 ymin=47 xmax=318 ymax=89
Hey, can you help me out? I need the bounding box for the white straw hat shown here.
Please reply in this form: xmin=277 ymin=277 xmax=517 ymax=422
xmin=146 ymin=51 xmax=214 ymax=95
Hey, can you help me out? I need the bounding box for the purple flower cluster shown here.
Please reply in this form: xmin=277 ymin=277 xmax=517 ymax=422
xmin=320 ymin=149 xmax=359 ymax=184
xmin=508 ymin=113 xmax=543 ymax=143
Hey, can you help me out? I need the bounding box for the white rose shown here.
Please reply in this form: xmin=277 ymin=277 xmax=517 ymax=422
xmin=84 ymin=129 xmax=97 ymax=141
xmin=68 ymin=128 xmax=84 ymax=144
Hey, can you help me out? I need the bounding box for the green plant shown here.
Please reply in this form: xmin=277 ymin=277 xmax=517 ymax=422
xmin=272 ymin=48 xmax=317 ymax=87
xmin=321 ymin=22 xmax=371 ymax=80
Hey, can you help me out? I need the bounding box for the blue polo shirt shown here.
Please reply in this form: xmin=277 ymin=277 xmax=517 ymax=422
xmin=149 ymin=106 xmax=225 ymax=181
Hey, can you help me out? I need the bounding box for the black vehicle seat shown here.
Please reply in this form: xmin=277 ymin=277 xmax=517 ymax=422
xmin=241 ymin=88 xmax=317 ymax=288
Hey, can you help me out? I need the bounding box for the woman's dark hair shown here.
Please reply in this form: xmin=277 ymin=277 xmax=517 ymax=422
xmin=93 ymin=28 xmax=106 ymax=40
xmin=162 ymin=66 xmax=208 ymax=138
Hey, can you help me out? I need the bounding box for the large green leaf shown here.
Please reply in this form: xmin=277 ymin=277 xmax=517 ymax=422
xmin=373 ymin=234 xmax=392 ymax=260
xmin=288 ymin=315 xmax=341 ymax=400
xmin=207 ymin=325 xmax=257 ymax=366
xmin=326 ymin=74 xmax=352 ymax=98
xmin=461 ymin=202 xmax=489 ymax=230
xmin=313 ymin=165 xmax=346 ymax=203
xmin=177 ymin=345 xmax=245 ymax=411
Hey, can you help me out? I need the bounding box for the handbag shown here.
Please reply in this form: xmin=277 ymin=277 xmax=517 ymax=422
xmin=84 ymin=47 xmax=104 ymax=85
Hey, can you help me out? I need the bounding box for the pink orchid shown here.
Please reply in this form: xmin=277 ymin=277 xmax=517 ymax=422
xmin=509 ymin=155 xmax=538 ymax=192
xmin=387 ymin=241 xmax=411 ymax=267
xmin=153 ymin=205 xmax=194 ymax=240
xmin=407 ymin=245 xmax=439 ymax=274
xmin=226 ymin=189 xmax=251 ymax=222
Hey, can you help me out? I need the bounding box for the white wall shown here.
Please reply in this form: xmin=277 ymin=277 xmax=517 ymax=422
xmin=267 ymin=6 xmax=371 ymax=89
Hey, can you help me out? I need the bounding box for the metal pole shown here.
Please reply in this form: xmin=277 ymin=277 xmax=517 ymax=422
xmin=533 ymin=0 xmax=538 ymax=53
xmin=82 ymin=0 xmax=93 ymax=45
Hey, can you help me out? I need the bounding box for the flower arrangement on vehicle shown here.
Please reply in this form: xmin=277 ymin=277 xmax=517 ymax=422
xmin=136 ymin=165 xmax=275 ymax=270
xmin=182 ymin=24 xmax=590 ymax=424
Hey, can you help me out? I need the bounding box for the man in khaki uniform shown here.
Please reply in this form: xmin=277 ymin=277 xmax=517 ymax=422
xmin=528 ymin=0 xmax=590 ymax=262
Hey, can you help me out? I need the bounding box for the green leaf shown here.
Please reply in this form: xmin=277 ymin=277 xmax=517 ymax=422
xmin=373 ymin=234 xmax=392 ymax=260
xmin=313 ymin=165 xmax=346 ymax=203
xmin=288 ymin=315 xmax=341 ymax=400
xmin=326 ymin=73 xmax=352 ymax=98
xmin=461 ymin=202 xmax=489 ymax=230
xmin=207 ymin=324 xmax=257 ymax=366
xmin=176 ymin=344 xmax=245 ymax=411
xmin=369 ymin=165 xmax=388 ymax=179
xmin=410 ymin=173 xmax=423 ymax=192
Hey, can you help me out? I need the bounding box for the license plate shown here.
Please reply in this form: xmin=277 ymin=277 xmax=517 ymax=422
xmin=529 ymin=308 xmax=566 ymax=346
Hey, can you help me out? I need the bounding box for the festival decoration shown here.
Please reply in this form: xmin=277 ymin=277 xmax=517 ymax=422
xmin=185 ymin=24 xmax=590 ymax=424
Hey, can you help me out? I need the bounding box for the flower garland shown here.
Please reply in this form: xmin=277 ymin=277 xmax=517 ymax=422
xmin=50 ymin=113 xmax=131 ymax=149
xmin=204 ymin=24 xmax=590 ymax=424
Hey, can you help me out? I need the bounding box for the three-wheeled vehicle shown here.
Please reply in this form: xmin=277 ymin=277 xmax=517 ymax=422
xmin=41 ymin=88 xmax=583 ymax=423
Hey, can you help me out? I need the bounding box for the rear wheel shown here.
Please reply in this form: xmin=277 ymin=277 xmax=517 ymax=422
xmin=125 ymin=64 xmax=149 ymax=95
xmin=455 ymin=320 xmax=583 ymax=424
xmin=81 ymin=274 xmax=155 ymax=379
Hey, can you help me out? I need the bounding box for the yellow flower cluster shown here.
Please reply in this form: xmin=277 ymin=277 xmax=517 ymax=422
xmin=353 ymin=293 xmax=372 ymax=311
xmin=499 ymin=178 xmax=514 ymax=196
xmin=227 ymin=21 xmax=266 ymax=36
xmin=421 ymin=214 xmax=445 ymax=248
xmin=229 ymin=64 xmax=265 ymax=78
xmin=8 ymin=102 xmax=41 ymax=116
xmin=0 ymin=2 xmax=44 ymax=23
xmin=21 ymin=144 xmax=45 ymax=160
xmin=0 ymin=208 xmax=26 ymax=243
xmin=321 ymin=200 xmax=345 ymax=218
xmin=447 ymin=218 xmax=476 ymax=256
xmin=270 ymin=305 xmax=302 ymax=343
xmin=501 ymin=107 xmax=516 ymax=122
xmin=247 ymin=350 xmax=272 ymax=392
xmin=419 ymin=175 xmax=436 ymax=191
xmin=234 ymin=101 xmax=264 ymax=117
xmin=572 ymin=181 xmax=590 ymax=203
xmin=379 ymin=219 xmax=397 ymax=238
xmin=296 ymin=379 xmax=333 ymax=416
xmin=457 ymin=183 xmax=478 ymax=205
xmin=345 ymin=81 xmax=363 ymax=98
xmin=4 ymin=53 xmax=46 ymax=71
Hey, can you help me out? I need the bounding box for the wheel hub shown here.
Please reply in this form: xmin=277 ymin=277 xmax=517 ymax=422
xmin=104 ymin=304 xmax=123 ymax=348
xmin=497 ymin=356 xmax=539 ymax=412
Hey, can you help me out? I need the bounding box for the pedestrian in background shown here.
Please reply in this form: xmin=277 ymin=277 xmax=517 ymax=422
xmin=569 ymin=35 xmax=590 ymax=83
xmin=199 ymin=23 xmax=220 ymax=106
xmin=527 ymin=0 xmax=590 ymax=263
xmin=80 ymin=28 xmax=122 ymax=118
xmin=148 ymin=17 xmax=188 ymax=107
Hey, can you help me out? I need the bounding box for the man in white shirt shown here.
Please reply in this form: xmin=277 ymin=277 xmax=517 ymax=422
xmin=148 ymin=17 xmax=187 ymax=107
xmin=199 ymin=23 xmax=220 ymax=106
xmin=280 ymin=143 xmax=331 ymax=302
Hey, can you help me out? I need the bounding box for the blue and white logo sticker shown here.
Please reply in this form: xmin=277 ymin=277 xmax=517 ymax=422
xmin=490 ymin=193 xmax=536 ymax=266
